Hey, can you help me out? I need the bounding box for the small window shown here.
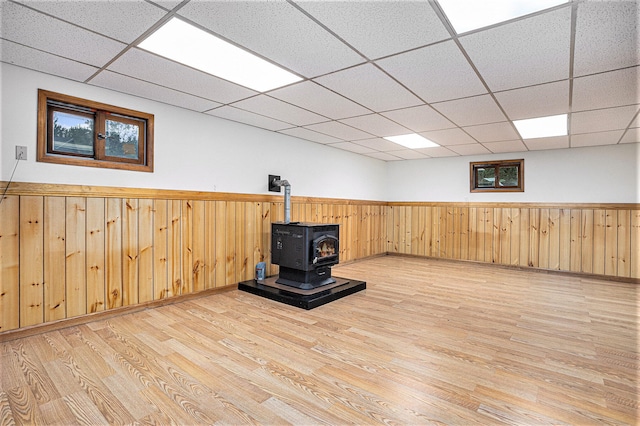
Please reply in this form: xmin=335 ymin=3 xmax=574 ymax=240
xmin=470 ymin=159 xmax=524 ymax=192
xmin=38 ymin=89 xmax=154 ymax=172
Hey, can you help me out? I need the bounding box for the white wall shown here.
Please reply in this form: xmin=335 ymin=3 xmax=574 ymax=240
xmin=2 ymin=63 xmax=639 ymax=204
xmin=385 ymin=144 xmax=640 ymax=203
xmin=0 ymin=64 xmax=388 ymax=200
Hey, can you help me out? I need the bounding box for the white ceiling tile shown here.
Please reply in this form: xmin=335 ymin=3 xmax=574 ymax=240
xmin=107 ymin=48 xmax=257 ymax=104
xmin=1 ymin=1 xmax=126 ymax=67
xmin=460 ymin=7 xmax=572 ymax=91
xmin=414 ymin=147 xmax=459 ymax=157
xmin=386 ymin=150 xmax=429 ymax=160
xmin=294 ymin=0 xmax=450 ymax=59
xmin=91 ymin=70 xmax=222 ymax=112
xmin=620 ymin=128 xmax=640 ymax=144
xmin=376 ymin=40 xmax=487 ymax=103
xmin=523 ymin=135 xmax=569 ymax=151
xmin=232 ymin=95 xmax=326 ymax=126
xmin=571 ymin=130 xmax=624 ymax=147
xmin=206 ymin=106 xmax=292 ymax=131
xmin=364 ymin=152 xmax=404 ymax=161
xmin=571 ymin=105 xmax=639 ymax=134
xmin=339 ymin=114 xmax=410 ymax=137
xmin=314 ymin=64 xmax=422 ymax=112
xmin=631 ymin=114 xmax=640 ymax=128
xmin=495 ymin=80 xmax=570 ymax=120
xmin=463 ymin=122 xmax=519 ymax=143
xmin=1 ymin=39 xmax=98 ymax=82
xmin=14 ymin=0 xmax=167 ymax=43
xmin=419 ymin=128 xmax=477 ymax=146
xmin=483 ymin=140 xmax=529 ymax=154
xmin=177 ymin=1 xmax=364 ymax=78
xmin=432 ymin=95 xmax=507 ymax=127
xmin=573 ymin=1 xmax=640 ymax=77
xmin=326 ymin=142 xmax=377 ymax=154
xmin=304 ymin=121 xmax=371 ymax=141
xmin=572 ymin=67 xmax=640 ymax=112
xmin=381 ymin=105 xmax=455 ymax=132
xmin=278 ymin=127 xmax=342 ymax=144
xmin=446 ymin=144 xmax=491 ymax=156
xmin=270 ymin=81 xmax=370 ymax=119
xmin=354 ymin=138 xmax=407 ymax=152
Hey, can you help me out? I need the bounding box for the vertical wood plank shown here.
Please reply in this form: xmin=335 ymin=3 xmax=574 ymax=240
xmin=86 ymin=198 xmax=105 ymax=314
xmin=538 ymin=208 xmax=550 ymax=269
xmin=192 ymin=200 xmax=206 ymax=292
xmin=43 ymin=197 xmax=66 ymax=321
xmin=510 ymin=208 xmax=520 ymax=266
xmin=204 ymin=200 xmax=216 ymax=289
xmin=153 ymin=200 xmax=168 ymax=300
xmin=215 ymin=201 xmax=227 ymax=286
xmin=235 ymin=202 xmax=248 ymax=282
xmin=445 ymin=207 xmax=455 ymax=259
xmin=225 ymin=201 xmax=236 ymax=286
xmin=106 ymin=198 xmax=123 ymax=309
xmin=581 ymin=210 xmax=594 ymax=274
xmin=181 ymin=200 xmax=193 ymax=295
xmin=460 ymin=207 xmax=469 ymax=261
xmin=261 ymin=202 xmax=272 ymax=277
xmin=529 ymin=209 xmax=539 ymax=268
xmin=122 ymin=199 xmax=139 ymax=306
xmin=592 ymin=209 xmax=606 ymax=275
xmin=423 ymin=206 xmax=432 ymax=258
xmin=631 ymin=210 xmax=640 ymax=279
xmin=66 ymin=197 xmax=86 ymax=318
xmin=138 ymin=199 xmax=154 ymax=303
xmin=570 ymin=209 xmax=582 ymax=273
xmin=438 ymin=206 xmax=447 ymax=258
xmin=604 ymin=210 xmax=618 ymax=276
xmin=548 ymin=209 xmax=560 ymax=270
xmin=559 ymin=209 xmax=571 ymax=272
xmin=499 ymin=208 xmax=510 ymax=265
xmin=20 ymin=196 xmax=44 ymax=327
xmin=0 ymin=195 xmax=20 ymax=331
xmin=518 ymin=208 xmax=530 ymax=268
xmin=616 ymin=210 xmax=630 ymax=278
xmin=168 ymin=200 xmax=182 ymax=297
xmin=486 ymin=208 xmax=495 ymax=263
xmin=476 ymin=208 xmax=487 ymax=262
xmin=468 ymin=207 xmax=478 ymax=261
xmin=490 ymin=208 xmax=499 ymax=264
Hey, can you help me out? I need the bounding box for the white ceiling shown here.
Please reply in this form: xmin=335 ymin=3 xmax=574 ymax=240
xmin=1 ymin=0 xmax=638 ymax=161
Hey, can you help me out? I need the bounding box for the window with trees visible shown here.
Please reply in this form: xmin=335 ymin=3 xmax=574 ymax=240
xmin=37 ymin=89 xmax=154 ymax=172
xmin=470 ymin=159 xmax=524 ymax=192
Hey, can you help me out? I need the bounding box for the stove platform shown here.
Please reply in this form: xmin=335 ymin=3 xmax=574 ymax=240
xmin=238 ymin=276 xmax=366 ymax=310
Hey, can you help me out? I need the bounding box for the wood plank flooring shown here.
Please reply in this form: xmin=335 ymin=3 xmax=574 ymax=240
xmin=1 ymin=255 xmax=638 ymax=425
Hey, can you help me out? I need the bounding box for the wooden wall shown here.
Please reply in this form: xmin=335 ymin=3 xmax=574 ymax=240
xmin=386 ymin=203 xmax=639 ymax=280
xmin=0 ymin=183 xmax=387 ymax=332
xmin=1 ymin=182 xmax=638 ymax=334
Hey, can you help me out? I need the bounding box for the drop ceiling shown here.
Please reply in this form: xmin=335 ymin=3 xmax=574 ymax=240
xmin=1 ymin=0 xmax=638 ymax=161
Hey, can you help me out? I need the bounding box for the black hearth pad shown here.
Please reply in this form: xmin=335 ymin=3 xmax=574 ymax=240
xmin=238 ymin=276 xmax=366 ymax=310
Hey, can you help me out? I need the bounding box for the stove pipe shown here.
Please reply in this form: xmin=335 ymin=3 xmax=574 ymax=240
xmin=271 ymin=178 xmax=291 ymax=223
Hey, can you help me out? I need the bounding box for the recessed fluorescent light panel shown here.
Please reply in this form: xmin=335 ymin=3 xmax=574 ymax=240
xmin=513 ymin=114 xmax=568 ymax=139
xmin=138 ymin=18 xmax=302 ymax=92
xmin=384 ymin=134 xmax=440 ymax=149
xmin=437 ymin=0 xmax=568 ymax=33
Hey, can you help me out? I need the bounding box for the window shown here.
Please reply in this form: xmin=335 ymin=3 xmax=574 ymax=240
xmin=470 ymin=159 xmax=524 ymax=192
xmin=37 ymin=89 xmax=154 ymax=172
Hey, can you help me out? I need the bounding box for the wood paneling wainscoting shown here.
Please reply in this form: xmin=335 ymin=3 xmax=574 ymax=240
xmin=1 ymin=182 xmax=638 ymax=335
xmin=386 ymin=203 xmax=639 ymax=280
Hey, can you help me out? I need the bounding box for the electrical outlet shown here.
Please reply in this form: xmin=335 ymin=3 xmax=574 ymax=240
xmin=15 ymin=146 xmax=27 ymax=160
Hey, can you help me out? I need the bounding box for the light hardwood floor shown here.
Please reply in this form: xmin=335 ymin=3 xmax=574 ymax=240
xmin=1 ymin=255 xmax=638 ymax=425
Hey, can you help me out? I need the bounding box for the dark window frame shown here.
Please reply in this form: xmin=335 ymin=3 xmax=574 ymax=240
xmin=470 ymin=159 xmax=524 ymax=193
xmin=37 ymin=89 xmax=154 ymax=172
